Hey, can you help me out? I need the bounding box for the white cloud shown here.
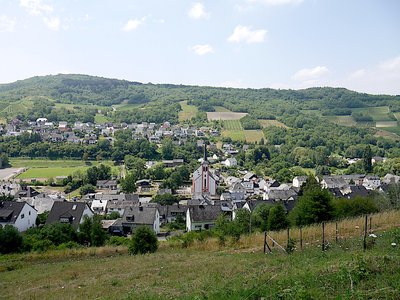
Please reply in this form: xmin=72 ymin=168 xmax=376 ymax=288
xmin=188 ymin=3 xmax=210 ymax=20
xmin=121 ymin=18 xmax=145 ymax=32
xmin=19 ymin=0 xmax=53 ymax=16
xmin=227 ymin=25 xmax=267 ymax=43
xmin=379 ymin=55 xmax=400 ymax=71
xmin=343 ymin=56 xmax=400 ymax=95
xmin=43 ymin=16 xmax=60 ymax=31
xmin=0 ymin=15 xmax=17 ymax=32
xmin=247 ymin=0 xmax=303 ymax=5
xmin=19 ymin=0 xmax=63 ymax=31
xmin=292 ymin=66 xmax=330 ymax=81
xmin=190 ymin=44 xmax=214 ymax=55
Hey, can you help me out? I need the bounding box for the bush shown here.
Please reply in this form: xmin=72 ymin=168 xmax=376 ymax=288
xmin=107 ymin=236 xmax=130 ymax=247
xmin=0 ymin=225 xmax=23 ymax=254
xmin=128 ymin=226 xmax=158 ymax=255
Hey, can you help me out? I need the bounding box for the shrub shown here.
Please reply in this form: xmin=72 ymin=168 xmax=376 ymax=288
xmin=0 ymin=225 xmax=23 ymax=254
xmin=107 ymin=236 xmax=130 ymax=247
xmin=128 ymin=226 xmax=158 ymax=255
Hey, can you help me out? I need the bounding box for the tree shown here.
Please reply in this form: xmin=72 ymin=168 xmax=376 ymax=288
xmin=251 ymin=203 xmax=272 ymax=231
xmin=128 ymin=226 xmax=158 ymax=255
xmin=161 ymin=139 xmax=175 ymax=160
xmin=151 ymin=194 xmax=179 ymax=206
xmin=78 ymin=215 xmax=107 ymax=246
xmin=333 ymin=196 xmax=378 ymax=219
xmin=91 ymin=216 xmax=107 ymax=247
xmin=120 ymin=172 xmax=138 ymax=193
xmin=289 ymin=184 xmax=334 ymax=226
xmin=0 ymin=225 xmax=23 ymax=254
xmin=363 ymin=145 xmax=373 ymax=173
xmin=267 ymin=205 xmax=289 ymax=231
xmin=80 ymin=184 xmax=96 ymax=196
xmin=234 ymin=209 xmax=252 ymax=234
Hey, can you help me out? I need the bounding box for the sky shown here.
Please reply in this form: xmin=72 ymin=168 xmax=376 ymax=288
xmin=0 ymin=0 xmax=399 ymax=95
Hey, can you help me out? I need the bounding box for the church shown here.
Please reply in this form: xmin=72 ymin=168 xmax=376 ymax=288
xmin=192 ymin=146 xmax=218 ymax=198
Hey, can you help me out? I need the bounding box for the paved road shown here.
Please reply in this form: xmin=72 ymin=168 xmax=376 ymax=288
xmin=0 ymin=168 xmax=25 ymax=180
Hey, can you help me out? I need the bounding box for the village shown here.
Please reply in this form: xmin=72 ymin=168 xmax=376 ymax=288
xmin=1 ymin=121 xmax=399 ymax=238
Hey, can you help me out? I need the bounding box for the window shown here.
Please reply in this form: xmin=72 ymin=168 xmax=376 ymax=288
xmin=21 ymin=214 xmax=25 ymax=219
xmin=29 ymin=211 xmax=31 ymax=216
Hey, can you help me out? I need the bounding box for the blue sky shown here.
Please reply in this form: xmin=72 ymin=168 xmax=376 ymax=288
xmin=1 ymin=0 xmax=399 ymax=95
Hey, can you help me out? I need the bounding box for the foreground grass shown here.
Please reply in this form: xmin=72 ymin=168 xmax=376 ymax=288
xmin=1 ymin=211 xmax=399 ymax=299
xmin=0 ymin=232 xmax=399 ymax=299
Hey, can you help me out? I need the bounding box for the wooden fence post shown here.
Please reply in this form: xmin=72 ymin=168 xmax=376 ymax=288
xmin=335 ymin=222 xmax=338 ymax=244
xmin=322 ymin=222 xmax=325 ymax=251
xmin=363 ymin=215 xmax=368 ymax=251
xmin=287 ymin=228 xmax=290 ymax=248
xmin=299 ymin=227 xmax=303 ymax=250
xmin=263 ymin=231 xmax=267 ymax=254
xmin=369 ymin=216 xmax=372 ymax=233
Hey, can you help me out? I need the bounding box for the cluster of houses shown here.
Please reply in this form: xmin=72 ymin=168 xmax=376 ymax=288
xmin=1 ymin=118 xmax=220 ymax=146
xmin=1 ymin=149 xmax=400 ymax=236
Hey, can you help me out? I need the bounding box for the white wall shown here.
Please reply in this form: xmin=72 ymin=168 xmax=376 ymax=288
xmin=13 ymin=203 xmax=37 ymax=232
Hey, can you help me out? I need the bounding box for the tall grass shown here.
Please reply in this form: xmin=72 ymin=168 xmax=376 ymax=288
xmin=177 ymin=210 xmax=400 ymax=252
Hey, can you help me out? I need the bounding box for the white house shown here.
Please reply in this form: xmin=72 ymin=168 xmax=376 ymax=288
xmin=223 ymin=157 xmax=237 ymax=167
xmin=0 ymin=201 xmax=37 ymax=232
xmin=362 ymin=176 xmax=381 ymax=190
xmin=91 ymin=199 xmax=108 ymax=215
xmin=186 ymin=205 xmax=223 ymax=231
xmin=46 ymin=202 xmax=94 ymax=229
xmin=121 ymin=206 xmax=160 ymax=234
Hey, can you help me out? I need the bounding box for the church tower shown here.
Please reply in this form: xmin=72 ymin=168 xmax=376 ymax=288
xmin=192 ymin=144 xmax=217 ymax=197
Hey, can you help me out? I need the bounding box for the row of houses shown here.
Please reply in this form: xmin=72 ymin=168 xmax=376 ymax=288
xmin=1 ymin=118 xmax=221 ymax=147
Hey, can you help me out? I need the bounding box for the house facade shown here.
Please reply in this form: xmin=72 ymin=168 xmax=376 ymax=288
xmin=0 ymin=201 xmax=37 ymax=232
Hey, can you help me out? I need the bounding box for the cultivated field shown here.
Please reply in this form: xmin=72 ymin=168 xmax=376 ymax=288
xmin=223 ymin=120 xmax=243 ymax=130
xmin=178 ymin=101 xmax=198 ymax=122
xmin=375 ymin=121 xmax=398 ymax=128
xmin=259 ymin=119 xmax=288 ymax=128
xmin=221 ymin=129 xmax=264 ymax=143
xmin=0 ymin=211 xmax=399 ymax=299
xmin=207 ymin=112 xmax=248 ymax=121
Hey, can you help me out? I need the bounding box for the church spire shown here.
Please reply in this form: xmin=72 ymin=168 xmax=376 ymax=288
xmin=203 ymin=143 xmax=208 ymax=162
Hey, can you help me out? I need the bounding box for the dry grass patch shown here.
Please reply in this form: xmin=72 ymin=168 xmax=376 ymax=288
xmin=259 ymin=119 xmax=288 ymax=128
xmin=178 ymin=101 xmax=198 ymax=122
xmin=207 ymin=111 xmax=247 ymax=121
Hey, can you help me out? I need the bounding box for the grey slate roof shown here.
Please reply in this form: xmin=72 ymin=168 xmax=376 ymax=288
xmin=0 ymin=201 xmax=31 ymax=224
xmin=46 ymin=201 xmax=90 ymax=229
xmin=188 ymin=205 xmax=223 ymax=222
xmin=122 ymin=206 xmax=157 ymax=225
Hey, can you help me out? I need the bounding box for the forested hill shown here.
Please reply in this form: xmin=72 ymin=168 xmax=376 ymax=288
xmin=0 ymin=74 xmax=399 ymax=109
xmin=1 ymin=74 xmax=400 ymax=125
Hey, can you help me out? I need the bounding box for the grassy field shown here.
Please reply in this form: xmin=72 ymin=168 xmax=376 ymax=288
xmin=178 ymin=101 xmax=198 ymax=122
xmin=221 ymin=129 xmax=264 ymax=143
xmin=0 ymin=211 xmax=399 ymax=299
xmin=10 ymin=159 xmax=116 ymax=179
xmin=223 ymin=120 xmax=243 ymax=130
xmin=221 ymin=120 xmax=264 ymax=142
xmin=394 ymin=112 xmax=400 ymax=121
xmin=381 ymin=127 xmax=400 ymax=135
xmin=213 ymin=106 xmax=231 ymax=112
xmin=207 ymin=111 xmax=248 ymax=121
xmin=259 ymin=119 xmax=288 ymax=128
xmin=329 ymin=115 xmax=358 ymax=127
xmin=94 ymin=113 xmax=111 ymax=124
